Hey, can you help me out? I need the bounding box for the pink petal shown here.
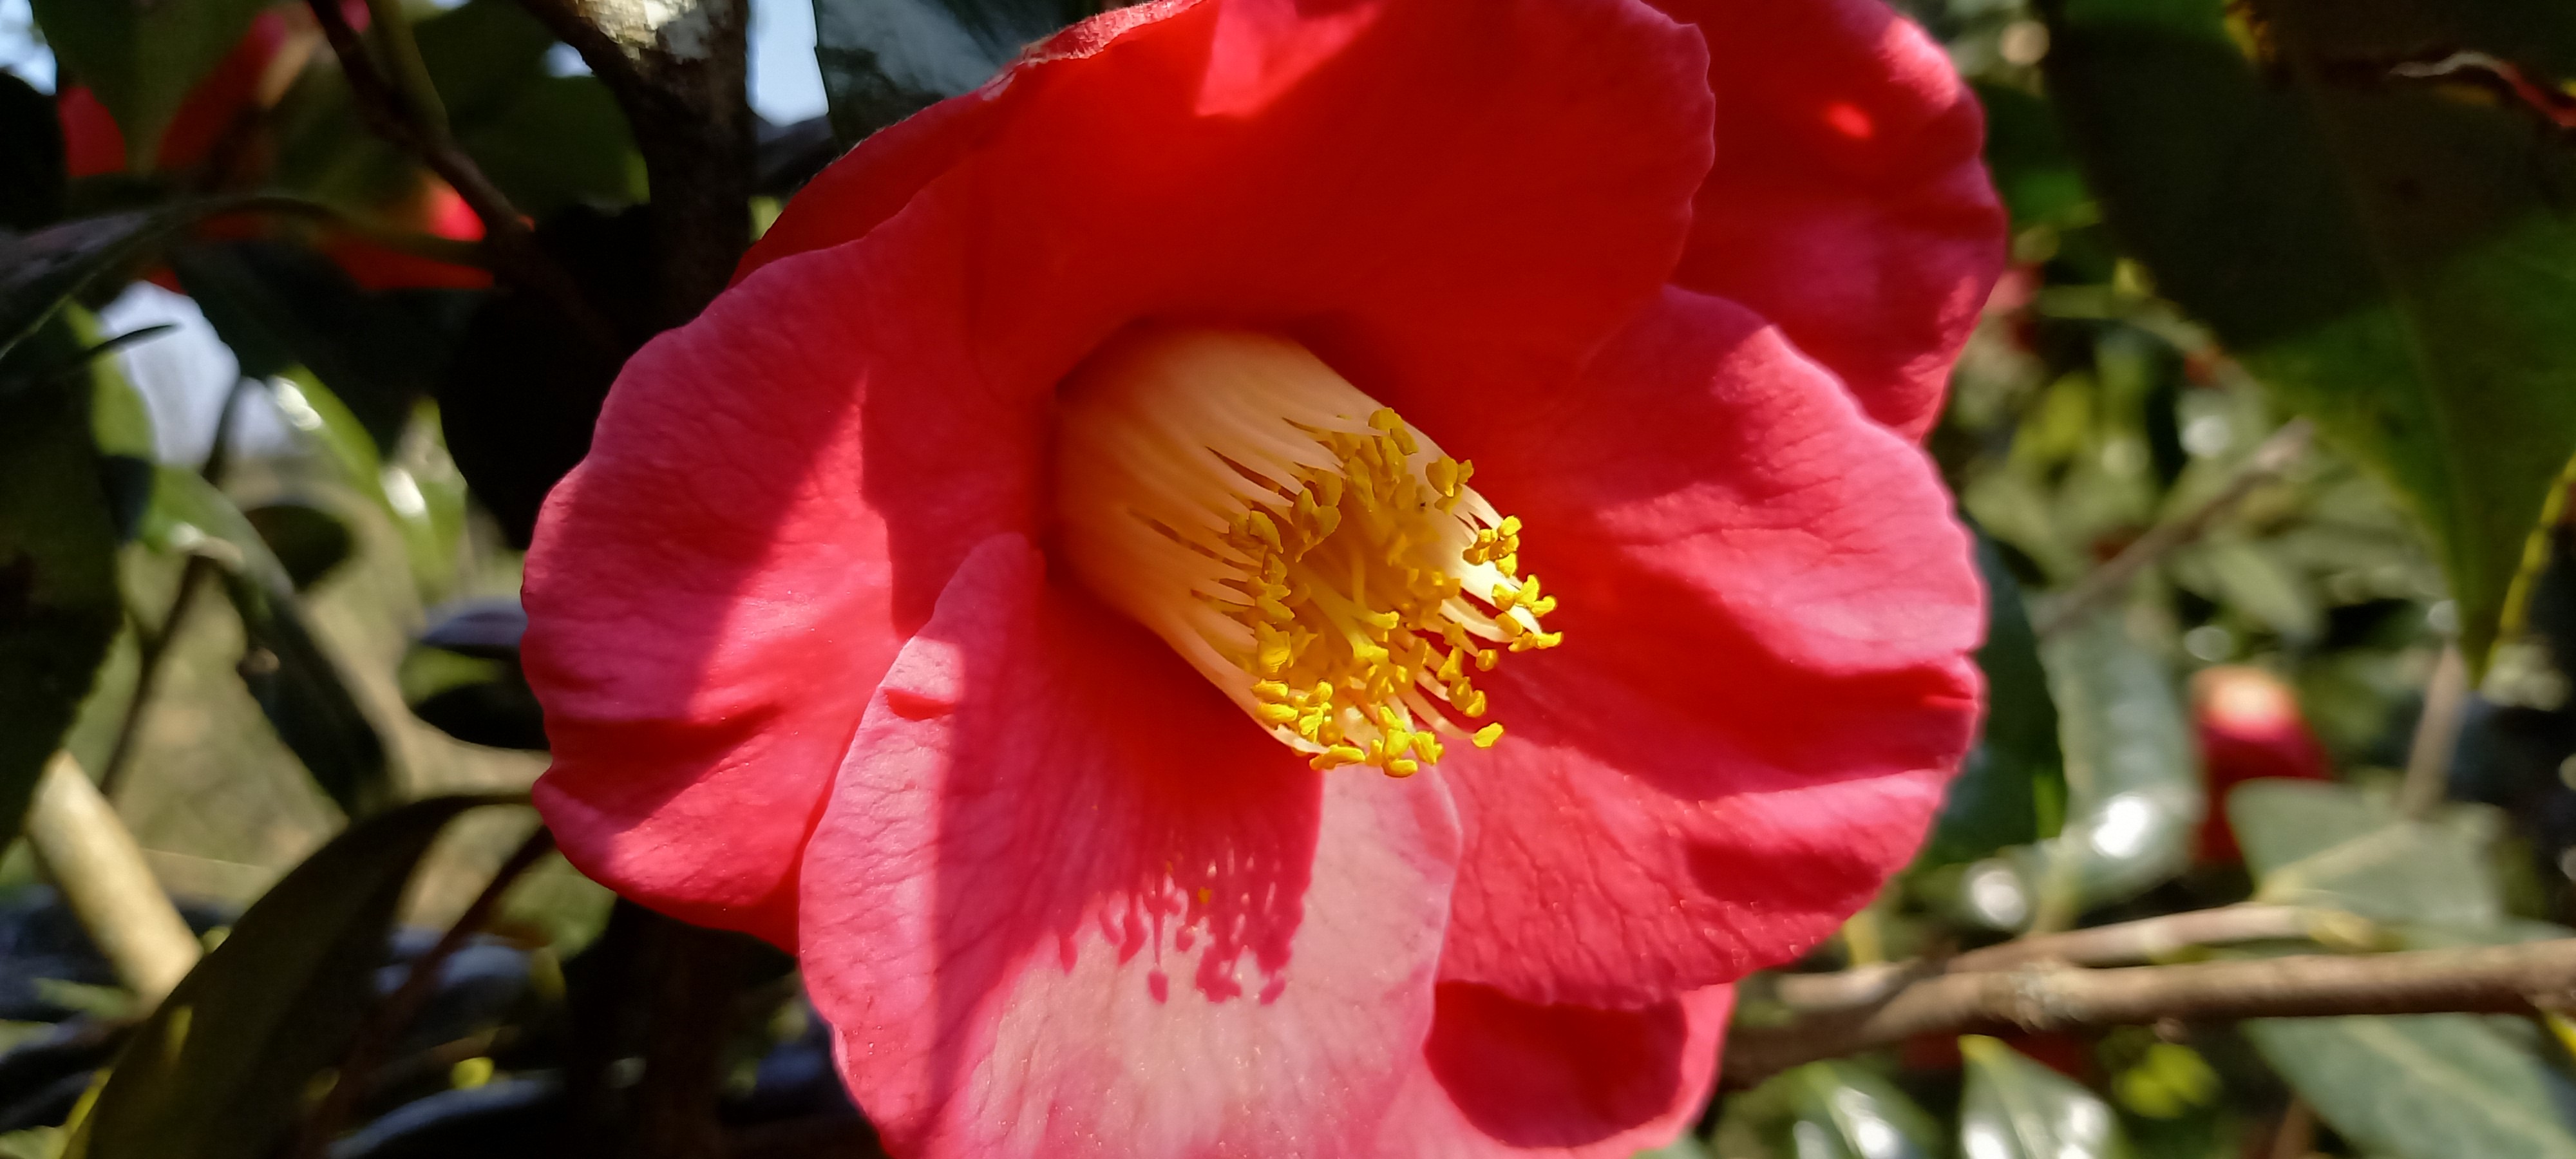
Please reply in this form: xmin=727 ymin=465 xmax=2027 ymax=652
xmin=1375 ymin=986 xmax=1734 ymax=1158
xmin=1416 ymin=287 xmax=1983 ymax=1006
xmin=800 ymin=536 xmax=1462 ymax=1158
xmin=1652 ymin=0 xmax=2005 ymax=438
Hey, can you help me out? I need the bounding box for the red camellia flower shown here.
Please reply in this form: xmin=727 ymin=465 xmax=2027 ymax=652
xmin=522 ymin=0 xmax=2002 ymax=1153
xmin=2191 ymin=665 xmax=2331 ymax=863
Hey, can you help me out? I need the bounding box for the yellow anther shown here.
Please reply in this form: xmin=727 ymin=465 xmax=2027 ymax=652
xmin=1437 ymin=648 xmax=1465 ymax=683
xmin=1253 ymin=681 xmax=1291 ymax=700
xmin=1427 ymin=457 xmax=1459 ymax=496
xmin=1368 ymin=407 xmax=1403 ymax=433
xmin=1256 ymin=702 xmax=1300 ymax=724
xmin=1385 ymin=758 xmax=1420 ymax=777
xmin=1460 ymin=688 xmax=1488 ymax=717
xmin=1472 ymin=723 xmax=1504 ymax=748
xmin=1491 ymin=583 xmax=1520 ymax=612
xmin=1361 ymin=608 xmax=1401 ymax=632
xmin=1311 ymin=745 xmax=1368 ymax=769
xmin=1256 ymin=622 xmax=1292 ymax=673
xmin=1497 ymin=516 xmax=1521 ymax=536
xmin=1495 ymin=552 xmax=1519 ymax=578
xmin=1476 ymin=649 xmax=1499 ymax=672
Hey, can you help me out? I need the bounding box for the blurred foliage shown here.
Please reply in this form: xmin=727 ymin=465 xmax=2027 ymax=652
xmin=2 ymin=0 xmax=2575 ymax=1156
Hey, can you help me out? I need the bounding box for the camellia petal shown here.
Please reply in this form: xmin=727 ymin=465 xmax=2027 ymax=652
xmin=1414 ymin=287 xmax=1982 ymax=1006
xmin=799 ymin=536 xmax=1461 ymax=1158
xmin=1651 ymin=0 xmax=2006 ymax=438
xmin=1375 ymin=985 xmax=1735 ymax=1158
xmin=529 ymin=0 xmax=1715 ymax=941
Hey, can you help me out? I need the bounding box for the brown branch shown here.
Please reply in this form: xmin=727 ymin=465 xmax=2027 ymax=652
xmin=301 ymin=0 xmax=620 ymax=353
xmin=1727 ymin=938 xmax=2576 ymax=1086
xmin=512 ymin=0 xmax=752 ymax=325
xmin=2035 ymin=417 xmax=2315 ymax=637
xmin=289 ymin=826 xmax=556 ymax=1159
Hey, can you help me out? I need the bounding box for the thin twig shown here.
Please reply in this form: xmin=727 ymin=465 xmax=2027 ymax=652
xmin=301 ymin=0 xmax=620 ymax=353
xmin=1726 ymin=938 xmax=2576 ymax=1085
xmin=289 ymin=825 xmax=557 ymax=1159
xmin=2399 ymin=643 xmax=2468 ymax=818
xmin=2035 ymin=418 xmax=2315 ymax=637
xmin=1772 ymin=904 xmax=2373 ymax=1012
xmin=25 ymin=753 xmax=200 ymax=1008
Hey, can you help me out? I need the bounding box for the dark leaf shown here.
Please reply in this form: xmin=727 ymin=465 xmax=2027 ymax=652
xmin=0 ymin=212 xmax=167 ymax=360
xmin=0 ymin=319 xmax=121 ymax=853
xmin=811 ymin=0 xmax=1088 ymax=144
xmin=146 ymin=467 xmax=390 ymax=816
xmin=401 ymin=599 xmax=541 ymax=750
xmin=2040 ymin=0 xmax=2576 ymax=669
xmin=456 ymin=79 xmax=645 ymax=217
xmin=0 ymin=73 xmax=65 ymax=231
xmin=66 ymin=796 xmax=516 ymax=1159
xmin=243 ymin=502 xmax=355 ymax=591
xmin=2246 ymin=1015 xmax=2576 ymax=1159
xmin=167 ymin=240 xmax=440 ymax=449
xmin=1926 ymin=530 xmax=2068 ymax=864
xmin=26 ymin=0 xmax=270 ymax=169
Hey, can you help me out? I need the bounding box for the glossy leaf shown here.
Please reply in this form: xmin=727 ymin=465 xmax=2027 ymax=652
xmin=1718 ymin=1060 xmax=1945 ymax=1159
xmin=2246 ymin=1015 xmax=2576 ymax=1159
xmin=145 ymin=467 xmax=390 ymax=816
xmin=1960 ymin=1035 xmax=2135 ymax=1159
xmin=0 ymin=319 xmax=122 ymax=851
xmin=2040 ymin=0 xmax=2576 ymax=670
xmin=66 ymin=796 xmax=516 ymax=1159
xmin=2230 ymin=779 xmax=2502 ymax=929
xmin=1927 ymin=531 xmax=2067 ymax=864
xmin=26 ymin=0 xmax=270 ymax=169
xmin=1958 ymin=612 xmax=2199 ymax=930
xmin=811 ymin=0 xmax=1086 ymax=144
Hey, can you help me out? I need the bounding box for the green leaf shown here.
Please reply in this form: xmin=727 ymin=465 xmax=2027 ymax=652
xmin=1960 ymin=1035 xmax=2136 ymax=1159
xmin=0 ymin=72 xmax=66 ymax=231
xmin=811 ymin=0 xmax=1087 ymax=144
xmin=28 ymin=0 xmax=271 ymax=169
xmin=146 ymin=466 xmax=390 ymax=816
xmin=1927 ymin=531 xmax=2068 ymax=864
xmin=1719 ymin=1060 xmax=1945 ymax=1159
xmin=2040 ymin=0 xmax=2576 ymax=670
xmin=1960 ymin=611 xmax=2199 ymax=930
xmin=2230 ymin=779 xmax=2502 ymax=929
xmin=454 ymin=78 xmax=645 ymax=216
xmin=0 ymin=319 xmax=122 ymax=852
xmin=2245 ymin=1015 xmax=2576 ymax=1159
xmin=66 ymin=796 xmax=517 ymax=1159
xmin=412 ymin=0 xmax=558 ymax=129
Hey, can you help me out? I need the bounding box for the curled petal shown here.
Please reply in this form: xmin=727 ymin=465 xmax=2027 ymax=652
xmin=800 ymin=536 xmax=1462 ymax=1159
xmin=1653 ymin=0 xmax=2005 ymax=438
xmin=1417 ymin=287 xmax=1982 ymax=1006
xmin=1376 ymin=985 xmax=1735 ymax=1158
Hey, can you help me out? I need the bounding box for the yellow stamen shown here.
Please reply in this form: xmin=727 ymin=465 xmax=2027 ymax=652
xmin=1054 ymin=327 xmax=1564 ymax=777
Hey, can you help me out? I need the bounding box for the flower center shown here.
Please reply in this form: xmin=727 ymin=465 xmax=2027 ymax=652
xmin=1055 ymin=327 xmax=1560 ymax=777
